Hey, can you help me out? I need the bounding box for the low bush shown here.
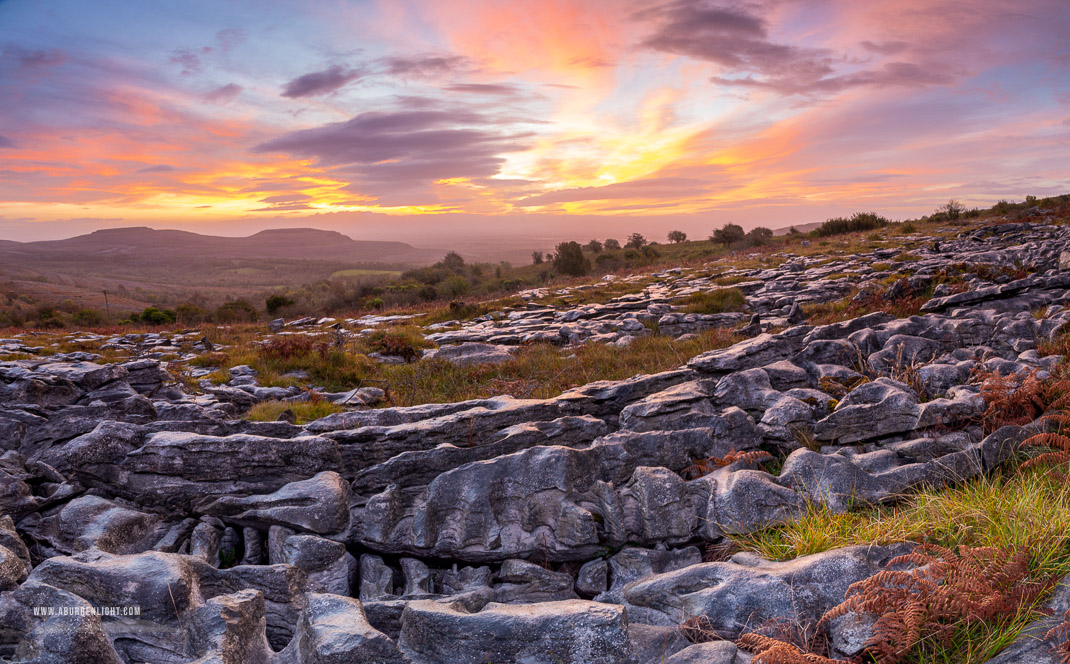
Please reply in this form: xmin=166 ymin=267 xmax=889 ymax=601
xmin=813 ymin=212 xmax=890 ymax=237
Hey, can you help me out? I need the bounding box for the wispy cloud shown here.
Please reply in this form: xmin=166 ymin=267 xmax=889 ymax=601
xmin=281 ymin=65 xmax=363 ymax=98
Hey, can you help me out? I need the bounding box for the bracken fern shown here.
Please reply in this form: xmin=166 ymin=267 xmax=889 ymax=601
xmin=819 ymin=544 xmax=1054 ymax=664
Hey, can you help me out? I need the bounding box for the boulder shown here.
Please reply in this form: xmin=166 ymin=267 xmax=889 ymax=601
xmin=198 ymin=471 xmax=350 ymax=535
xmin=398 ymin=598 xmax=632 ymax=664
xmin=423 ymin=342 xmax=514 ymax=366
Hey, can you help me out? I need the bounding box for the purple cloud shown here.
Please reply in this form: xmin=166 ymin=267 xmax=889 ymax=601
xmin=713 ymin=61 xmax=955 ymax=94
xmin=168 ymin=47 xmax=211 ymax=75
xmin=640 ymin=1 xmax=955 ymax=96
xmin=281 ymin=65 xmax=362 ymax=98
xmin=136 ymin=164 xmax=176 ymax=173
xmin=640 ymin=2 xmax=830 ymax=77
xmin=379 ymin=54 xmax=471 ymax=78
xmin=205 ymin=83 xmax=242 ymax=102
xmin=2 ymin=46 xmax=65 ymax=68
xmin=0 ymin=135 xmax=15 ymax=149
xmin=253 ymin=106 xmax=534 ymax=197
xmin=445 ymin=83 xmax=523 ymax=96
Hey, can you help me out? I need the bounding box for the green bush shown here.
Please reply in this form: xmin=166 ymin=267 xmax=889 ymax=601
xmin=813 ymin=212 xmax=889 ymax=237
xmin=711 ymin=223 xmax=745 ymax=246
xmin=625 ymin=233 xmax=646 ymax=249
xmin=214 ymin=299 xmax=258 ymax=323
xmin=681 ymin=288 xmax=747 ymax=314
xmin=265 ymin=294 xmax=294 ymax=316
xmin=36 ymin=306 xmax=65 ymax=328
xmin=138 ymin=306 xmax=176 ymax=325
xmin=71 ymin=308 xmax=103 ymax=326
xmin=438 ymin=275 xmax=470 ymax=299
xmin=552 ymin=241 xmax=591 ymax=276
xmin=176 ymin=303 xmax=209 ymax=323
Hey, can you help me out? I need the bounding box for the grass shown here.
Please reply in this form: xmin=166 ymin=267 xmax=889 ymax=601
xmin=367 ymin=327 xmax=742 ymax=405
xmin=330 ymin=268 xmax=402 ymax=279
xmin=733 ymin=467 xmax=1070 ymax=663
xmin=245 ymin=398 xmax=345 ymax=424
xmin=180 ymin=322 xmax=743 ymax=406
xmin=680 ymin=287 xmax=747 ymax=314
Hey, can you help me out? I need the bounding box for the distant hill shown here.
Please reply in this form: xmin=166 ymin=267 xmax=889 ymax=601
xmin=0 ymin=227 xmax=444 ymax=313
xmin=0 ymin=227 xmax=440 ymax=264
xmin=772 ymin=221 xmax=822 ymax=236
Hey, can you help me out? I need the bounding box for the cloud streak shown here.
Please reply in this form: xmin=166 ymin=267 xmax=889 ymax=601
xmin=281 ymin=65 xmax=363 ymax=98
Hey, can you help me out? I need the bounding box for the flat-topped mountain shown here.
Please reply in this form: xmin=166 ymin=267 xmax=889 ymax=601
xmin=0 ymin=226 xmax=440 ymax=264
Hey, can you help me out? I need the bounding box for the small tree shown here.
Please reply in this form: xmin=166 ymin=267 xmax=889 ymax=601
xmin=711 ymin=223 xmax=745 ymax=246
xmin=745 ymin=226 xmax=773 ymax=246
xmin=941 ymin=200 xmax=965 ymax=221
xmin=531 ymin=250 xmax=544 ymax=265
xmin=265 ymin=294 xmax=294 ymax=316
xmin=667 ymin=230 xmax=687 ymax=244
xmin=604 ymin=238 xmax=621 ymax=250
xmin=439 ymin=251 xmax=465 ymax=272
xmin=584 ymin=239 xmax=603 ymax=253
xmin=625 ymin=233 xmax=646 ymax=249
xmin=552 ymin=241 xmax=591 ymax=276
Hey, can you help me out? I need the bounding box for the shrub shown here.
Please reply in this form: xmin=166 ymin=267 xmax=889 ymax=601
xmin=552 ymin=241 xmax=591 ymax=276
xmin=625 ymin=233 xmax=646 ymax=250
xmin=36 ymin=306 xmax=65 ymax=329
xmin=640 ymin=244 xmax=660 ymax=260
xmin=214 ymin=299 xmax=258 ymax=323
xmin=603 ymin=238 xmax=621 ymax=250
xmin=438 ymin=251 xmax=465 ymax=272
xmin=667 ymin=230 xmax=687 ymax=243
xmin=681 ymin=288 xmax=747 ymax=314
xmin=176 ymin=303 xmax=209 ymax=323
xmin=813 ymin=212 xmax=889 ymax=237
xmin=941 ymin=199 xmax=965 ymax=221
xmin=265 ymin=294 xmax=294 ymax=316
xmin=584 ymin=239 xmax=603 ymax=253
xmin=139 ymin=306 xmax=176 ymax=325
xmin=366 ymin=297 xmax=385 ymax=310
xmin=437 ymin=275 xmax=470 ymax=298
xmin=711 ymin=223 xmax=745 ymax=246
xmin=71 ymin=308 xmax=103 ymax=326
xmin=744 ymin=226 xmax=773 ymax=247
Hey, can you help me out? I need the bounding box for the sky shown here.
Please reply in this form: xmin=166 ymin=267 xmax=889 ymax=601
xmin=0 ymin=0 xmax=1068 ymax=248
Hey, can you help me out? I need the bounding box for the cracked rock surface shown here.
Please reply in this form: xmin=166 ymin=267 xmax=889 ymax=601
xmin=1 ymin=220 xmax=1069 ymax=662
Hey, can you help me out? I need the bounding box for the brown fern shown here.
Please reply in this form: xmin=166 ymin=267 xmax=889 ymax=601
xmin=676 ymin=615 xmax=723 ymax=643
xmin=1045 ymin=608 xmax=1070 ymax=664
xmin=819 ymin=544 xmax=1053 ymax=664
xmin=1020 ymin=382 xmax=1070 ymax=475
xmin=681 ymin=449 xmax=773 ymax=479
xmin=713 ymin=449 xmax=774 ymax=467
xmin=973 ymin=367 xmax=1047 ymax=433
xmin=736 ymin=633 xmax=851 ymax=664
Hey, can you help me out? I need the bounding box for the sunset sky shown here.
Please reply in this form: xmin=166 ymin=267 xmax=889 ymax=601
xmin=1 ymin=0 xmax=1068 ymax=245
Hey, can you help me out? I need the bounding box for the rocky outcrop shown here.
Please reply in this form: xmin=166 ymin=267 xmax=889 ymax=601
xmin=1 ymin=220 xmax=1068 ymax=663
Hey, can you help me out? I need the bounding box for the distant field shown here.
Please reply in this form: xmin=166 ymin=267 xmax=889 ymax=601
xmin=330 ymin=268 xmax=402 ymax=278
